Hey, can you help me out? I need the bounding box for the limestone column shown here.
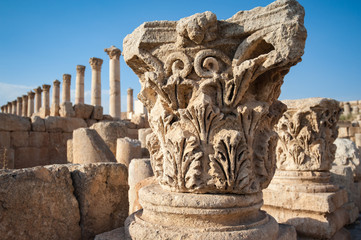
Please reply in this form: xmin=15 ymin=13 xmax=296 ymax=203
xmin=51 ymin=80 xmax=60 ymax=116
xmin=11 ymin=100 xmax=17 ymax=115
xmin=263 ymin=98 xmax=353 ymax=239
xmin=7 ymin=102 xmax=11 ymax=114
xmin=21 ymin=95 xmax=28 ymax=117
xmin=344 ymin=102 xmax=351 ymax=115
xmin=127 ymin=88 xmax=133 ymax=119
xmin=1 ymin=106 xmax=4 ymax=113
xmin=116 ymin=137 xmax=142 ymax=168
xmin=120 ymin=2 xmax=306 ymax=239
xmin=16 ymin=97 xmax=22 ymax=116
xmin=62 ymin=74 xmax=71 ymax=103
xmin=34 ymin=87 xmax=42 ymax=113
xmin=105 ymin=46 xmax=121 ymax=119
xmin=41 ymin=84 xmax=51 ymax=117
xmin=89 ymin=57 xmax=103 ymax=106
xmin=27 ymin=91 xmax=35 ymax=117
xmin=128 ymin=159 xmax=154 ymax=214
xmin=75 ymin=65 xmax=86 ymax=104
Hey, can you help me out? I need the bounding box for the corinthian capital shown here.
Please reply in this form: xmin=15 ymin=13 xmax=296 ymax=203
xmin=63 ymin=74 xmax=71 ymax=83
xmin=76 ymin=65 xmax=86 ymax=74
xmin=89 ymin=57 xmax=103 ymax=71
xmin=104 ymin=45 xmax=121 ymax=60
xmin=275 ymin=98 xmax=341 ymax=171
xmin=42 ymin=84 xmax=51 ymax=92
xmin=123 ymin=0 xmax=306 ymax=194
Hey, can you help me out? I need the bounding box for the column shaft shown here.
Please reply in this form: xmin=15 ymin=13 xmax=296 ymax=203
xmin=34 ymin=87 xmax=42 ymax=113
xmin=89 ymin=58 xmax=103 ymax=106
xmin=16 ymin=97 xmax=22 ymax=116
xmin=62 ymin=74 xmax=71 ymax=103
xmin=22 ymin=95 xmax=28 ymax=117
xmin=27 ymin=91 xmax=35 ymax=117
xmin=105 ymin=46 xmax=121 ymax=119
xmin=51 ymin=80 xmax=60 ymax=116
xmin=75 ymin=65 xmax=85 ymax=104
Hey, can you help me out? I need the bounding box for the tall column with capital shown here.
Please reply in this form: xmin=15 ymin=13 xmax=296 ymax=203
xmin=75 ymin=65 xmax=86 ymax=104
xmin=11 ymin=100 xmax=17 ymax=115
xmin=34 ymin=86 xmax=42 ymax=113
xmin=27 ymin=91 xmax=35 ymax=117
xmin=51 ymin=80 xmax=61 ymax=116
xmin=22 ymin=95 xmax=28 ymax=117
xmin=16 ymin=97 xmax=22 ymax=116
xmin=41 ymin=84 xmax=51 ymax=117
xmin=105 ymin=46 xmax=121 ymax=119
xmin=127 ymin=88 xmax=133 ymax=119
xmin=89 ymin=57 xmax=103 ymax=106
xmin=62 ymin=74 xmax=71 ymax=104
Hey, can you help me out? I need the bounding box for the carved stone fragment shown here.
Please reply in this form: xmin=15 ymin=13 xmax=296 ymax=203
xmin=123 ymin=0 xmax=306 ymax=239
xmin=263 ymin=98 xmax=354 ymax=239
xmin=124 ymin=0 xmax=306 ymax=195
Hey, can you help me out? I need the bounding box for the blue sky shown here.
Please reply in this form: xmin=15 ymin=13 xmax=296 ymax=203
xmin=0 ymin=0 xmax=360 ymax=113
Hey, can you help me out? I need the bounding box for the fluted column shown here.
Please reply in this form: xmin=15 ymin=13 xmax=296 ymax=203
xmin=34 ymin=86 xmax=42 ymax=113
xmin=51 ymin=80 xmax=61 ymax=116
xmin=16 ymin=97 xmax=22 ymax=116
xmin=89 ymin=57 xmax=103 ymax=106
xmin=127 ymin=88 xmax=133 ymax=119
xmin=22 ymin=95 xmax=28 ymax=117
xmin=105 ymin=46 xmax=121 ymax=119
xmin=27 ymin=91 xmax=35 ymax=117
xmin=42 ymin=84 xmax=51 ymax=117
xmin=75 ymin=65 xmax=86 ymax=104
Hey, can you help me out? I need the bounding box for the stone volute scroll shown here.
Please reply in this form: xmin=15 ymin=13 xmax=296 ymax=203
xmin=123 ymin=0 xmax=307 ymax=239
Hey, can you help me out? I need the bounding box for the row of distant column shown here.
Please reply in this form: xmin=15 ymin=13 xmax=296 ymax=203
xmin=0 ymin=46 xmax=134 ymax=118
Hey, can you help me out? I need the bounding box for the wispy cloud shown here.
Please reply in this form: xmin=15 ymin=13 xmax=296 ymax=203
xmin=0 ymin=82 xmax=36 ymax=105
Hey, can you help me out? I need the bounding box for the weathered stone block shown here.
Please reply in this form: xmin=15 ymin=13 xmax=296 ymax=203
xmin=116 ymin=137 xmax=142 ymax=167
xmin=0 ymin=131 xmax=10 ymax=148
xmin=68 ymin=163 xmax=128 ymax=240
xmin=28 ymin=132 xmax=49 ymax=148
xmin=67 ymin=139 xmax=73 ymax=163
xmin=72 ymin=128 xmax=116 ymax=164
xmin=31 ymin=116 xmax=46 ymax=132
xmin=48 ymin=132 xmax=71 ymax=164
xmin=138 ymin=128 xmax=152 ymax=148
xmin=14 ymin=147 xmax=49 ymax=169
xmin=102 ymin=114 xmax=113 ymax=121
xmin=131 ymin=113 xmax=149 ymax=129
xmin=0 ymin=165 xmax=81 ymax=239
xmin=91 ymin=106 xmax=103 ymax=120
xmin=128 ymin=158 xmax=153 ymax=214
xmin=74 ymin=103 xmax=94 ymax=119
xmin=90 ymin=121 xmax=129 ymax=155
xmin=45 ymin=116 xmax=87 ymax=133
xmin=38 ymin=107 xmax=50 ymax=118
xmin=0 ymin=148 xmax=14 ymax=169
xmin=0 ymin=113 xmax=31 ymax=131
xmin=59 ymin=102 xmax=75 ymax=118
xmin=10 ymin=131 xmax=29 ymax=148
xmin=86 ymin=119 xmax=98 ymax=127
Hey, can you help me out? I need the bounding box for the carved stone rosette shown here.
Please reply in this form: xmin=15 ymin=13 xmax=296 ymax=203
xmin=123 ymin=0 xmax=306 ymax=239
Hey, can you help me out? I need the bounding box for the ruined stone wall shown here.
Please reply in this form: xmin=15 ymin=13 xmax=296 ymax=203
xmin=0 ymin=162 xmax=129 ymax=240
xmin=0 ymin=113 xmax=87 ymax=169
